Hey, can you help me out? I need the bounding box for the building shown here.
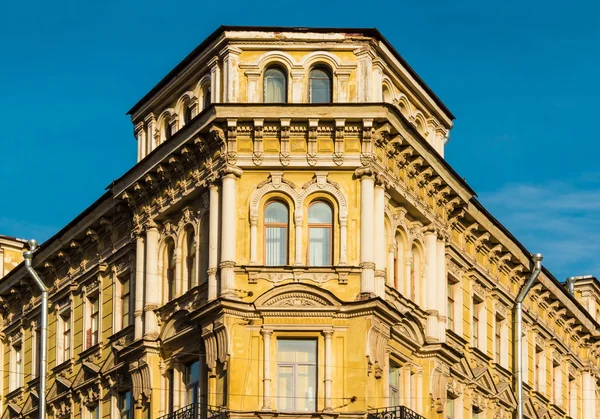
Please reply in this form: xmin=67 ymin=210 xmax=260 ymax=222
xmin=0 ymin=235 xmax=25 ymax=279
xmin=0 ymin=26 xmax=599 ymax=419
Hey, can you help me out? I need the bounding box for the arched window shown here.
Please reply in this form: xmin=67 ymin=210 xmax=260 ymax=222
xmin=309 ymin=67 xmax=332 ymax=103
xmin=165 ymin=238 xmax=176 ymax=300
xmin=184 ymin=226 xmax=196 ymax=289
xmin=183 ymin=104 xmax=193 ymax=125
xmin=308 ymin=201 xmax=333 ymax=266
xmin=264 ymin=201 xmax=288 ymax=266
xmin=263 ymin=67 xmax=287 ymax=103
xmin=202 ymin=85 xmax=211 ymax=109
xmin=164 ymin=118 xmax=173 ymax=140
xmin=394 ymin=232 xmax=406 ymax=290
xmin=383 ymin=86 xmax=392 ymax=103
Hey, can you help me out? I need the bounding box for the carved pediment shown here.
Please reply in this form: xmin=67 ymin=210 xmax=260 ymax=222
xmin=48 ymin=377 xmax=72 ymax=403
xmin=495 ymin=381 xmax=517 ymax=410
xmin=472 ymin=366 xmax=497 ymax=395
xmin=254 ymin=284 xmax=341 ymax=313
xmin=451 ymin=357 xmax=474 ymax=381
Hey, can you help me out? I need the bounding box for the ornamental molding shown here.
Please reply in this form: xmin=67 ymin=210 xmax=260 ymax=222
xmin=249 ymin=171 xmax=349 ymax=222
xmin=254 ymin=283 xmax=342 ymax=312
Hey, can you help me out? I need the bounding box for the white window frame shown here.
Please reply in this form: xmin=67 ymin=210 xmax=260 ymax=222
xmin=56 ymin=305 xmax=72 ymax=365
xmin=115 ymin=272 xmax=132 ymax=332
xmin=10 ymin=339 xmax=23 ymax=392
xmin=276 ymin=339 xmax=317 ymax=412
xmin=535 ymin=343 xmax=546 ymax=394
xmin=568 ymin=372 xmax=577 ymax=418
xmin=471 ymin=294 xmax=485 ymax=350
xmin=552 ymin=357 xmax=562 ymax=406
xmin=494 ymin=311 xmax=508 ymax=367
xmin=85 ymin=293 xmax=100 ymax=350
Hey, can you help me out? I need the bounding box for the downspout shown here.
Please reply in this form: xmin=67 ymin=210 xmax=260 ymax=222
xmin=513 ymin=253 xmax=543 ymax=419
xmin=23 ymin=239 xmax=48 ymax=419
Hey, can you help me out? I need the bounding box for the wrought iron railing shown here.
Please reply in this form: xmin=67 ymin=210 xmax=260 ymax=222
xmin=367 ymin=406 xmax=425 ymax=419
xmin=157 ymin=403 xmax=228 ymax=419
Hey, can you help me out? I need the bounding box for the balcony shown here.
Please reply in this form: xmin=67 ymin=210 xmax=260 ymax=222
xmin=157 ymin=403 xmax=228 ymax=419
xmin=367 ymin=406 xmax=425 ymax=419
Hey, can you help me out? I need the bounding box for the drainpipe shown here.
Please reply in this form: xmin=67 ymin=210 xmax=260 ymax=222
xmin=565 ymin=276 xmax=577 ymax=295
xmin=23 ymin=239 xmax=48 ymax=419
xmin=513 ymin=253 xmax=543 ymax=419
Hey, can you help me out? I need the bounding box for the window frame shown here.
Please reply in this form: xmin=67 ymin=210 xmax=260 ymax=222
xmin=165 ymin=238 xmax=176 ymax=301
xmin=307 ymin=200 xmax=334 ymax=266
xmin=118 ymin=390 xmax=132 ymax=419
xmin=276 ymin=339 xmax=318 ymax=412
xmin=263 ymin=200 xmax=290 ymax=266
xmin=57 ymin=306 xmax=72 ymax=364
xmin=120 ymin=275 xmax=131 ymax=329
xmin=86 ymin=295 xmax=100 ymax=349
xmin=447 ymin=281 xmax=455 ymax=331
xmin=308 ymin=66 xmax=333 ymax=104
xmin=472 ymin=296 xmax=481 ymax=348
xmin=10 ymin=341 xmax=23 ymax=391
xmin=389 ymin=364 xmax=400 ymax=406
xmin=263 ymin=66 xmax=288 ymax=103
xmin=184 ymin=226 xmax=197 ymax=289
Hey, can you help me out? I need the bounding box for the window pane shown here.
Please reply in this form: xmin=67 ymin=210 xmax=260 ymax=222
xmin=309 ymin=69 xmax=331 ymax=103
xmin=277 ymin=365 xmax=294 ymax=411
xmin=308 ymin=202 xmax=332 ymax=223
xmin=265 ymin=201 xmax=288 ymax=223
xmin=264 ymin=68 xmax=286 ymax=103
xmin=266 ymin=227 xmax=287 ymax=266
xmin=296 ymin=364 xmax=316 ymax=411
xmin=309 ymin=227 xmax=331 ymax=266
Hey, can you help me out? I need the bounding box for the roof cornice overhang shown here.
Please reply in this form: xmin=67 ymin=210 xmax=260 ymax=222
xmin=126 ymin=25 xmax=454 ymax=122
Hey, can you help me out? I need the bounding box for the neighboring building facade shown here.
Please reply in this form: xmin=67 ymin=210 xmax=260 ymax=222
xmin=0 ymin=235 xmax=25 ymax=279
xmin=1 ymin=26 xmax=599 ymax=419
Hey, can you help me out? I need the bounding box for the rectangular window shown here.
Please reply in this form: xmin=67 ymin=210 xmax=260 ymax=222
xmin=447 ymin=282 xmax=455 ymax=330
xmin=277 ymin=339 xmax=317 ymax=412
xmin=472 ymin=298 xmax=480 ymax=348
xmin=87 ymin=296 xmax=99 ymax=348
xmin=88 ymin=404 xmax=99 ymax=419
xmin=185 ymin=360 xmax=200 ymax=405
xmin=568 ymin=374 xmax=577 ymax=417
xmin=309 ymin=227 xmax=331 ymax=266
xmin=446 ymin=398 xmax=454 ymax=419
xmin=495 ymin=316 xmax=502 ymax=364
xmin=535 ymin=345 xmax=545 ymax=393
xmin=121 ymin=277 xmax=131 ymax=329
xmin=57 ymin=311 xmax=71 ymax=364
xmin=389 ymin=365 xmax=399 ymax=406
xmin=553 ymin=360 xmax=561 ymax=405
xmin=119 ymin=390 xmax=132 ymax=419
xmin=11 ymin=344 xmax=23 ymax=391
xmin=31 ymin=328 xmax=41 ymax=379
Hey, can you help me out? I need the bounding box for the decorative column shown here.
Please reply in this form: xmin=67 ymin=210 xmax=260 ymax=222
xmin=356 ymin=167 xmax=375 ymax=298
xmin=144 ymin=225 xmax=160 ymax=338
xmin=374 ymin=182 xmax=386 ymax=298
xmin=208 ymin=183 xmax=220 ymax=300
xmin=339 ymin=216 xmax=348 ymax=265
xmin=355 ymin=47 xmax=374 ymax=102
xmin=245 ymin=70 xmax=261 ymax=103
xmin=323 ymin=331 xmax=334 ymax=412
xmin=371 ymin=58 xmax=384 ymax=102
xmin=208 ymin=56 xmax=221 ymax=103
xmin=291 ymin=71 xmax=304 ymax=103
xmin=144 ymin=114 xmax=156 ymax=153
xmin=135 ymin=122 xmax=146 ymax=162
xmin=261 ymin=329 xmax=273 ymax=411
xmin=134 ymin=232 xmax=145 ymax=340
xmin=387 ymin=242 xmax=396 ymax=287
xmin=220 ymin=46 xmax=242 ymax=103
xmin=437 ymin=235 xmax=448 ymax=342
xmin=294 ymin=210 xmax=303 ymax=266
xmin=424 ymin=227 xmax=439 ymax=342
xmin=219 ymin=167 xmax=242 ymax=298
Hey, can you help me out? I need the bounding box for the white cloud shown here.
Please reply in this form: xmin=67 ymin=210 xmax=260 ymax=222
xmin=478 ymin=177 xmax=600 ymax=279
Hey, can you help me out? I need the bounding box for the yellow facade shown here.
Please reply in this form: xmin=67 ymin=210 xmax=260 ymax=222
xmin=1 ymin=27 xmax=599 ymax=419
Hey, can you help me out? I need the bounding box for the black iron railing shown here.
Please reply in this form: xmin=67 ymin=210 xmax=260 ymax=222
xmin=157 ymin=403 xmax=228 ymax=419
xmin=368 ymin=406 xmax=425 ymax=419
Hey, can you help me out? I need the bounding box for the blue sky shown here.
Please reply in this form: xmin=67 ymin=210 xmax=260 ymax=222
xmin=1 ymin=0 xmax=598 ymax=280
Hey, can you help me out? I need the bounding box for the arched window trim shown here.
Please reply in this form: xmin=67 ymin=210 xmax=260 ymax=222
xmin=263 ymin=65 xmax=288 ymax=104
xmin=308 ymin=65 xmax=333 ymax=104
xmin=263 ymin=199 xmax=290 ymax=266
xmin=307 ymin=200 xmax=334 ymax=266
